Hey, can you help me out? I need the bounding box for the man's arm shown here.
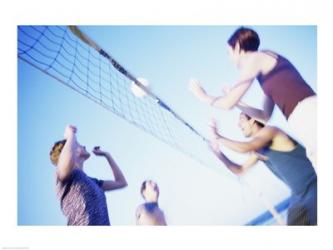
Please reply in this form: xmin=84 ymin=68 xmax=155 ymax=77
xmin=93 ymin=147 xmax=128 ymax=191
xmin=209 ymin=119 xmax=276 ymax=153
xmin=210 ymin=142 xmax=259 ymax=175
xmin=216 ymin=127 xmax=276 ymax=153
xmin=56 ymin=125 xmax=77 ymax=181
xmin=209 ymin=122 xmax=259 ymax=175
xmin=103 ymin=153 xmax=128 ymax=191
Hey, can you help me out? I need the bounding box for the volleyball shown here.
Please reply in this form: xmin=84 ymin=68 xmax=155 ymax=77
xmin=131 ymin=77 xmax=150 ymax=98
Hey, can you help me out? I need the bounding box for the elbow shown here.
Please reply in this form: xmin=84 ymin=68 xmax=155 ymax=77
xmin=218 ymin=101 xmax=235 ymax=110
xmin=120 ymin=179 xmax=128 ymax=188
xmin=212 ymin=97 xmax=235 ymax=110
xmin=264 ymin=113 xmax=271 ymax=121
xmin=224 ymin=95 xmax=241 ymax=110
xmin=262 ymin=108 xmax=273 ymax=121
xmin=229 ymin=166 xmax=244 ymax=176
xmin=224 ymin=104 xmax=235 ymax=110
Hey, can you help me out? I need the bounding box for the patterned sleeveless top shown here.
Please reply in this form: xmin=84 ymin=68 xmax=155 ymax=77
xmin=257 ymin=143 xmax=316 ymax=195
xmin=56 ymin=169 xmax=110 ymax=225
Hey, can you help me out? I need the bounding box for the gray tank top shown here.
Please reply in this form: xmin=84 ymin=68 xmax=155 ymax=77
xmin=257 ymin=143 xmax=316 ymax=195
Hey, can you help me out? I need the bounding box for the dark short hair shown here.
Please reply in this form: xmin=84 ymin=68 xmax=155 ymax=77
xmin=228 ymin=27 xmax=260 ymax=52
xmin=140 ymin=180 xmax=148 ymax=198
xmin=140 ymin=180 xmax=159 ymax=199
xmin=50 ymin=139 xmax=67 ymax=166
xmin=242 ymin=113 xmax=265 ymax=128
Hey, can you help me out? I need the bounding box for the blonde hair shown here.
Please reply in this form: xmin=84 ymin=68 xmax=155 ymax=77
xmin=49 ymin=139 xmax=67 ymax=166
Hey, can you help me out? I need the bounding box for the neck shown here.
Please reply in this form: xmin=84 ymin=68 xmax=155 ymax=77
xmin=238 ymin=51 xmax=254 ymax=69
xmin=145 ymin=197 xmax=158 ymax=203
xmin=74 ymin=159 xmax=84 ymax=170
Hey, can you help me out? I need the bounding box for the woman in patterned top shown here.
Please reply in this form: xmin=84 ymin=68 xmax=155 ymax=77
xmin=49 ymin=125 xmax=128 ymax=225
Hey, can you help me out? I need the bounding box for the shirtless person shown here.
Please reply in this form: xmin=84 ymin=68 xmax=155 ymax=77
xmin=136 ymin=180 xmax=167 ymax=225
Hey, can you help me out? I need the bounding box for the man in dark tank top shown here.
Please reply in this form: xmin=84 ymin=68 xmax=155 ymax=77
xmin=208 ymin=112 xmax=317 ymax=225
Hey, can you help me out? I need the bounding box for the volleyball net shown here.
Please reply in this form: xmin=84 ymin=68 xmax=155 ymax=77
xmin=18 ymin=25 xmax=212 ymax=168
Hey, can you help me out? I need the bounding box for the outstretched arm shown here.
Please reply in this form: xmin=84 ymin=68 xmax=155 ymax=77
xmin=237 ymin=95 xmax=275 ymax=122
xmin=189 ymin=58 xmax=261 ymax=110
xmin=93 ymin=147 xmax=128 ymax=191
xmin=209 ymin=119 xmax=276 ymax=153
xmin=216 ymin=134 xmax=271 ymax=153
xmin=189 ymin=78 xmax=254 ymax=110
xmin=57 ymin=125 xmax=78 ymax=181
xmin=209 ymin=141 xmax=258 ymax=175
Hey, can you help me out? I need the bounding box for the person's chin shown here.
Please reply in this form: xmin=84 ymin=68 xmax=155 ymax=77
xmin=243 ymin=133 xmax=250 ymax=138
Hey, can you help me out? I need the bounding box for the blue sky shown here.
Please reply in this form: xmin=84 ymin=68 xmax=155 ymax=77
xmin=18 ymin=25 xmax=316 ymax=225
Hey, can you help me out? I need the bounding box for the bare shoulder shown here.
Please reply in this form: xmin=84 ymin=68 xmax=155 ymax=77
xmin=257 ymin=51 xmax=278 ymax=74
xmin=136 ymin=204 xmax=145 ymax=213
xmin=241 ymin=52 xmax=265 ymax=76
xmin=273 ymin=127 xmax=294 ymax=141
xmin=257 ymin=125 xmax=279 ymax=135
